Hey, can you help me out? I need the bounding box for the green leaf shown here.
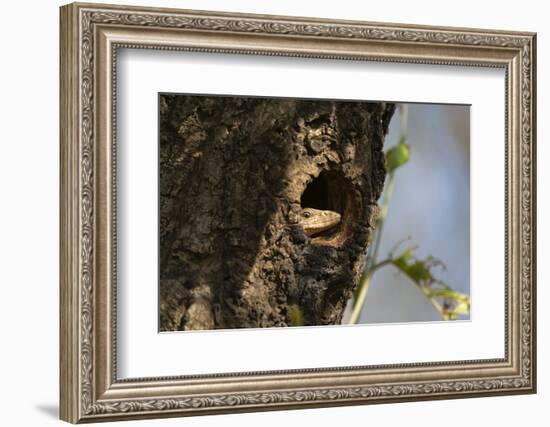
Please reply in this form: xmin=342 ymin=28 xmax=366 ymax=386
xmin=288 ymin=304 xmax=305 ymax=326
xmin=385 ymin=143 xmax=410 ymax=173
xmin=404 ymin=261 xmax=432 ymax=283
xmin=449 ymin=300 xmax=470 ymax=317
xmin=392 ymin=247 xmax=414 ymax=270
xmin=389 ymin=246 xmax=471 ymax=320
xmin=392 ymin=251 xmax=431 ymax=284
xmin=429 ymin=289 xmax=468 ymax=301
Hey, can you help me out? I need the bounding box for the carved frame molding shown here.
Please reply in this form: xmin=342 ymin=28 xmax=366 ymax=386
xmin=60 ymin=2 xmax=536 ymax=423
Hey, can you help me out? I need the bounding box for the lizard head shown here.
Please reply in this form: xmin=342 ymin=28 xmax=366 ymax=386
xmin=300 ymin=208 xmax=342 ymax=237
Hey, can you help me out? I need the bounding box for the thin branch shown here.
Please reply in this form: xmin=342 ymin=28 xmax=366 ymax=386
xmin=349 ymin=104 xmax=408 ymax=325
xmin=369 ymin=259 xmax=394 ymax=274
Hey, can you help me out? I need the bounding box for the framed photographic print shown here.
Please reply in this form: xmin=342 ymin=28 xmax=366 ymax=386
xmin=59 ymin=2 xmax=537 ymax=423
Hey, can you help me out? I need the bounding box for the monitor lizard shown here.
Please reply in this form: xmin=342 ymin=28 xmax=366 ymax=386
xmin=299 ymin=207 xmax=341 ymax=237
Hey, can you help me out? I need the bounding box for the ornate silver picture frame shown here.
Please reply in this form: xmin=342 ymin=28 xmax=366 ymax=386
xmin=60 ymin=2 xmax=536 ymax=423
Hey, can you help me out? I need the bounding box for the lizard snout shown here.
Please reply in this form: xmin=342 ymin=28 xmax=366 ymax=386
xmin=300 ymin=207 xmax=342 ymax=237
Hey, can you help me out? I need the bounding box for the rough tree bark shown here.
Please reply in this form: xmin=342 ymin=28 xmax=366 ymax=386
xmin=159 ymin=94 xmax=395 ymax=331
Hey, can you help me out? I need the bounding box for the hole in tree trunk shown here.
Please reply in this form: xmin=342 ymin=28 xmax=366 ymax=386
xmin=300 ymin=171 xmax=358 ymax=246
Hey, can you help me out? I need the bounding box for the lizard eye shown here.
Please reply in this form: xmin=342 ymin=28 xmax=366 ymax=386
xmin=303 ymin=211 xmax=311 ymax=218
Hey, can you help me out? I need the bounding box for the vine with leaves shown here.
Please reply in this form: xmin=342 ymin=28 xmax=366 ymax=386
xmin=349 ymin=105 xmax=471 ymax=324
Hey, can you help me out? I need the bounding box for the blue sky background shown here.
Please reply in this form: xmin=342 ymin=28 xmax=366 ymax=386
xmin=356 ymin=103 xmax=470 ymax=323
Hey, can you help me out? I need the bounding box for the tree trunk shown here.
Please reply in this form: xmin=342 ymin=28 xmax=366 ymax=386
xmin=159 ymin=94 xmax=395 ymax=331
